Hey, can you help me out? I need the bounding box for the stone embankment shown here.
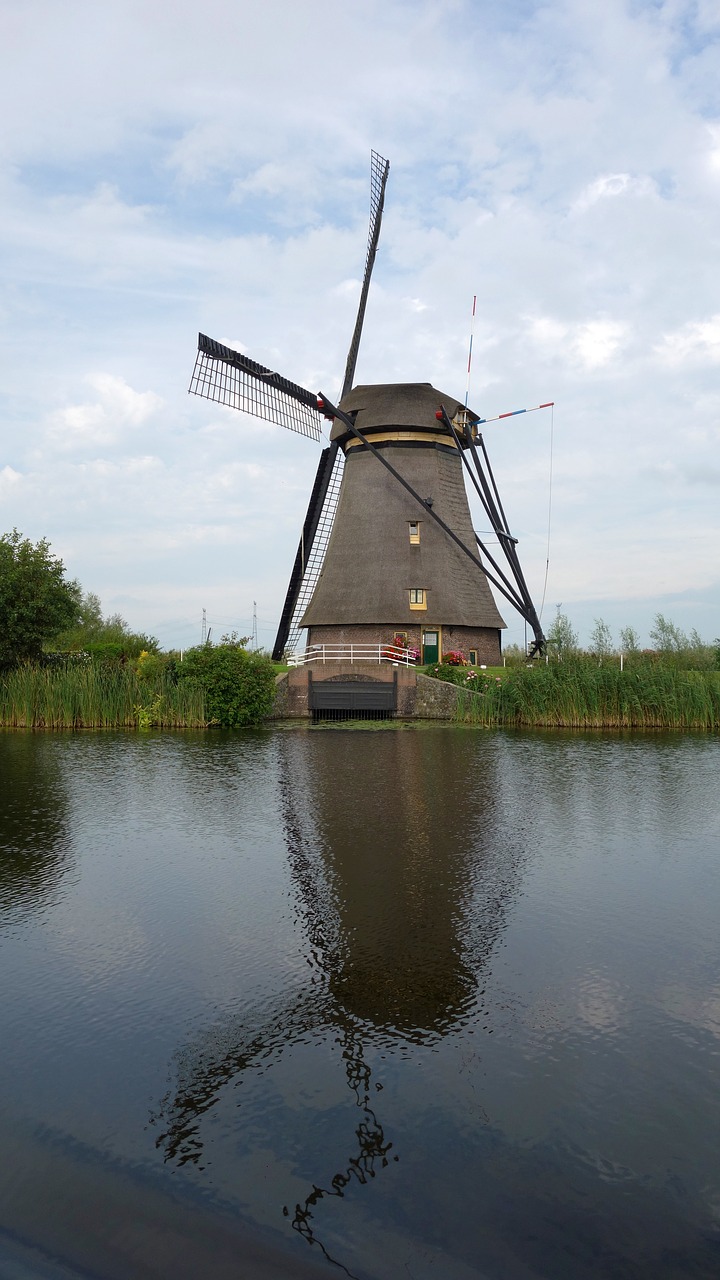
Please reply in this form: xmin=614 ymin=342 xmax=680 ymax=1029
xmin=271 ymin=663 xmax=469 ymax=720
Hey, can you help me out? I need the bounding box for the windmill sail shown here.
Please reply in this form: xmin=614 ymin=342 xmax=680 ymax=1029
xmin=272 ymin=153 xmax=390 ymax=658
xmin=340 ymin=150 xmax=390 ymax=400
xmin=277 ymin=445 xmax=345 ymax=659
xmin=189 ymin=333 xmax=322 ymax=441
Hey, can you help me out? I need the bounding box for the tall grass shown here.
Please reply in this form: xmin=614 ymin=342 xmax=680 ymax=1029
xmin=454 ymin=662 xmax=720 ymax=729
xmin=0 ymin=664 xmax=206 ymax=729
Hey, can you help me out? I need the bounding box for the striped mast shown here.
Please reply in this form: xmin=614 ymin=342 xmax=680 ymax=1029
xmin=465 ymin=294 xmax=476 ymax=410
xmin=477 ymin=401 xmax=554 ymax=425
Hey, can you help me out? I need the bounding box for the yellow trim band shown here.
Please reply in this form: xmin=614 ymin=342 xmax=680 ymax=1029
xmin=344 ymin=429 xmax=457 ymax=452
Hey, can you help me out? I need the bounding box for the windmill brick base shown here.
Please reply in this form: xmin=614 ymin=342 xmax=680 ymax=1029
xmin=305 ymin=624 xmax=501 ymax=668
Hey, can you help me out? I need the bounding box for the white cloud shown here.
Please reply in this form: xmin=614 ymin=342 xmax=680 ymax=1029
xmin=45 ymin=375 xmax=163 ymax=450
xmin=0 ymin=466 xmax=22 ymax=489
xmin=706 ymin=124 xmax=720 ymax=174
xmin=570 ymin=172 xmax=657 ymax=215
xmin=573 ymin=320 xmax=628 ymax=369
xmin=525 ymin=316 xmax=627 ymax=369
xmin=655 ymin=315 xmax=720 ymax=367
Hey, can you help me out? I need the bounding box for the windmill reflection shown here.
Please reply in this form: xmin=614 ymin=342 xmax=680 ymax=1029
xmin=152 ymin=728 xmax=523 ymax=1264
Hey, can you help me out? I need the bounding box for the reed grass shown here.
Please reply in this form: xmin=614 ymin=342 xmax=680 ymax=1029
xmin=0 ymin=664 xmax=206 ymax=729
xmin=453 ymin=662 xmax=720 ymax=729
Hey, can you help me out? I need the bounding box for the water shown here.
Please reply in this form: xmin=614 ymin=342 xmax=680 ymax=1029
xmin=0 ymin=726 xmax=719 ymax=1279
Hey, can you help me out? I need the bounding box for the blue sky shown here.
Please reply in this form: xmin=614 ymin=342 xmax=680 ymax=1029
xmin=1 ymin=0 xmax=719 ymax=651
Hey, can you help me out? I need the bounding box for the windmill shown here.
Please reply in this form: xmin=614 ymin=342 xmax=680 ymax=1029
xmin=189 ymin=152 xmax=546 ymax=663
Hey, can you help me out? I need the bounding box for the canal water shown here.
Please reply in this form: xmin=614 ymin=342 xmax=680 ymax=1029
xmin=0 ymin=726 xmax=719 ymax=1280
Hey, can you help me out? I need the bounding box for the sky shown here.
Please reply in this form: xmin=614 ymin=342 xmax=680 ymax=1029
xmin=1 ymin=0 xmax=719 ymax=652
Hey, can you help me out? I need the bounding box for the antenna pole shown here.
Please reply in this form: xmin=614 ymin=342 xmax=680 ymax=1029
xmin=464 ymin=295 xmax=476 ymax=409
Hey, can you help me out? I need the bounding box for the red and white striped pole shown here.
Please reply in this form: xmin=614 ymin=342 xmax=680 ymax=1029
xmin=476 ymin=402 xmax=554 ymax=425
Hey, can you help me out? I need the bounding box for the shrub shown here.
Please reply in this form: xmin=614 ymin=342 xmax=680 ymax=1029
xmin=51 ymin=589 xmax=158 ymax=660
xmin=427 ymin=662 xmax=490 ymax=688
xmin=178 ymin=642 xmax=276 ymax=727
xmin=136 ymin=651 xmax=180 ymax=684
xmin=82 ymin=641 xmax=127 ymax=663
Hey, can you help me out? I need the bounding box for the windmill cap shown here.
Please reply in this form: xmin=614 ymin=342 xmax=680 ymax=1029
xmin=330 ymin=382 xmax=479 ymax=443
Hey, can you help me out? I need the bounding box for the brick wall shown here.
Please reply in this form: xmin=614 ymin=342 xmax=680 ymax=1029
xmin=305 ymin=623 xmax=501 ymax=664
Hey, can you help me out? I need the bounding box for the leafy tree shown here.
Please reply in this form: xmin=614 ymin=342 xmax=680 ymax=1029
xmin=686 ymin=628 xmax=715 ymax=671
xmin=0 ymin=530 xmax=81 ymax=669
xmin=649 ymin=613 xmax=688 ymax=655
xmin=619 ymin=625 xmax=640 ymax=654
xmin=546 ymin=607 xmax=579 ymax=661
xmin=178 ymin=639 xmax=276 ymax=727
xmin=51 ymin=588 xmax=158 ymax=659
xmin=589 ymin=618 xmax=614 ymax=663
xmin=647 ymin=615 xmax=715 ymax=671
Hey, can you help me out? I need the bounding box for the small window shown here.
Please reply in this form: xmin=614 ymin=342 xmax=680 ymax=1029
xmin=409 ymin=588 xmax=426 ymax=610
xmin=408 ymin=521 xmax=420 ymax=544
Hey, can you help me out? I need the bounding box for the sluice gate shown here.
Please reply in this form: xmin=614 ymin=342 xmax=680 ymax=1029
xmin=309 ymin=673 xmax=397 ymax=719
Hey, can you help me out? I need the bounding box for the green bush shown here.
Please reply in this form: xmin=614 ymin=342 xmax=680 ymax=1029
xmin=424 ymin=663 xmax=492 ymax=689
xmin=178 ymin=642 xmax=276 ymax=727
xmin=136 ymin=651 xmax=180 ymax=685
xmin=82 ymin=641 xmax=128 ymax=663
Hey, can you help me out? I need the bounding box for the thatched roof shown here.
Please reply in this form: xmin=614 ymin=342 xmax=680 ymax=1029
xmin=329 ymin=382 xmax=478 ymax=442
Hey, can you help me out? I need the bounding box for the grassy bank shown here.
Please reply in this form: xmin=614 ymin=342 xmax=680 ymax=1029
xmin=451 ymin=663 xmax=720 ymax=729
xmin=0 ymin=664 xmax=206 ymax=729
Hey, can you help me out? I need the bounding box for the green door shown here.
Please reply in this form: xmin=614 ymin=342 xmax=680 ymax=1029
xmin=422 ymin=630 xmax=439 ymax=664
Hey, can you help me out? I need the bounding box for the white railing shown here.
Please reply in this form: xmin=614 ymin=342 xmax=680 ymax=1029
xmin=287 ymin=644 xmax=418 ymax=667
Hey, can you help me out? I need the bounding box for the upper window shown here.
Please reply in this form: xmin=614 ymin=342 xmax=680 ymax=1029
xmin=409 ymin=588 xmax=426 ymax=609
xmin=408 ymin=521 xmax=420 ymax=544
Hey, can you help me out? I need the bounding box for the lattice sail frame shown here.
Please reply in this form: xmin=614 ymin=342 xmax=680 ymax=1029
xmin=340 ymin=151 xmax=390 ymax=400
xmin=189 ymin=333 xmax=322 ymax=442
xmin=284 ymin=448 xmax=345 ymax=656
xmin=187 ymin=153 xmax=390 ymax=659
